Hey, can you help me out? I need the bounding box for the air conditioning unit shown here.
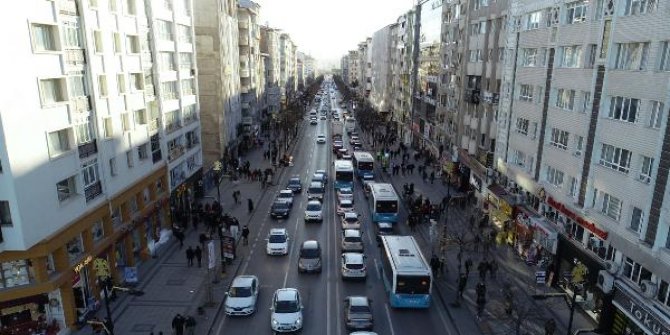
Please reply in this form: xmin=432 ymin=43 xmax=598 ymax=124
xmin=605 ymin=260 xmax=619 ymax=275
xmin=641 ymin=280 xmax=658 ymax=298
xmin=597 ymin=270 xmax=614 ymax=294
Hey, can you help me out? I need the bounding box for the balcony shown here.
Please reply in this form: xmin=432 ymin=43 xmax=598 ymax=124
xmin=186 ymin=136 xmax=200 ymax=149
xmin=240 ymin=68 xmax=250 ymax=78
xmin=152 ymin=150 xmax=162 ymax=163
xmin=65 ymin=49 xmax=86 ymax=69
xmin=78 ymin=139 xmax=98 ymax=159
xmin=165 ymin=120 xmax=182 ymax=134
xmin=148 ymin=118 xmax=161 ymax=133
xmin=240 ymin=35 xmax=249 ymax=46
xmin=168 ymin=145 xmax=186 ymax=161
xmin=72 ymin=96 xmax=92 ymax=113
xmin=84 ymin=181 xmax=103 ymax=202
xmin=59 ymin=0 xmax=78 ymax=15
xmin=482 ymin=91 xmax=500 ymax=104
xmin=183 ymin=113 xmax=198 ymax=125
xmin=239 ymin=21 xmax=249 ymax=30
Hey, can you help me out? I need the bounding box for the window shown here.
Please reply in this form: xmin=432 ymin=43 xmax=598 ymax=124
xmin=521 ymin=48 xmax=537 ymax=66
xmin=648 ymin=101 xmax=664 ymax=129
xmin=516 ymin=117 xmax=529 ymax=135
xmin=113 ymin=32 xmax=122 ymax=53
xmin=161 ymin=81 xmax=178 ymax=100
xmin=98 ymin=75 xmax=108 ymax=97
xmin=126 ymin=35 xmax=140 ymax=54
xmin=512 ymin=150 xmax=526 ymax=167
xmin=545 ymin=165 xmax=565 ymax=187
xmin=622 ymin=0 xmax=657 ymax=15
xmin=126 ymin=150 xmax=134 ymax=168
xmin=556 ymin=88 xmax=575 ymax=111
xmin=561 ymin=45 xmax=582 ymax=68
xmin=109 ymin=157 xmax=117 ymax=176
xmin=181 ymin=78 xmax=195 ymax=95
xmin=568 ymin=176 xmax=579 ymax=197
xmin=614 ymin=42 xmax=650 ymax=71
xmin=581 ymin=92 xmax=591 ymax=113
xmin=81 ymin=159 xmax=99 ymax=187
xmin=600 ymin=143 xmax=632 ymax=173
xmin=639 ymin=155 xmax=653 ymax=183
xmin=566 ymin=0 xmax=588 ymax=24
xmin=519 ymin=84 xmax=533 ymax=102
xmin=121 ymin=113 xmax=131 ymax=131
xmin=57 ymin=176 xmax=77 ymax=201
xmin=602 ymin=192 xmax=622 ymax=220
xmin=608 ymin=96 xmax=639 ymax=123
xmin=0 ymin=201 xmax=12 ymax=226
xmin=531 ymin=122 xmax=538 ymax=139
xmin=93 ymin=30 xmax=103 ymax=53
xmin=630 ymin=207 xmax=644 ymax=232
xmin=526 ymin=11 xmax=542 ymax=30
xmin=62 ymin=20 xmax=82 ymax=48
xmin=117 ymin=73 xmax=126 ymax=94
xmin=134 ymin=109 xmax=147 ymax=125
xmin=68 ymin=75 xmax=87 ymax=98
xmin=535 ymin=86 xmax=544 ymax=105
xmin=32 ymin=23 xmax=58 ymax=51
xmin=159 ymin=52 xmax=175 ymax=71
xmin=469 ymin=50 xmax=482 ymax=62
xmin=180 ymin=52 xmax=193 ymax=69
xmin=177 ymin=25 xmax=192 ymax=43
xmin=549 ymin=128 xmax=569 ymax=150
xmin=89 ymin=0 xmax=98 ymax=8
xmin=48 ymin=129 xmax=71 ymax=156
xmin=574 ymin=135 xmax=584 ymax=156
xmin=103 ymin=117 xmax=113 ymax=138
xmin=138 ymin=143 xmax=149 ymax=160
xmin=0 ymin=260 xmax=33 ymax=288
xmin=156 ymin=20 xmax=173 ymax=41
xmin=586 ymin=44 xmax=597 ymax=68
xmin=125 ymin=0 xmax=137 ymax=15
xmin=661 ymin=42 xmax=670 ymax=71
xmin=130 ymin=73 xmax=143 ymax=91
xmin=109 ymin=0 xmax=117 ymax=12
xmin=40 ymin=78 xmax=66 ymax=105
xmin=657 ymin=280 xmax=670 ymax=308
xmin=622 ymin=257 xmax=652 ymax=285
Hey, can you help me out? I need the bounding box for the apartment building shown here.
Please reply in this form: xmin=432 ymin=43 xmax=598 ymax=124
xmin=260 ymin=25 xmax=282 ymax=115
xmin=0 ymin=0 xmax=200 ymax=331
xmin=357 ymin=39 xmax=372 ymax=98
xmin=238 ymin=0 xmax=263 ymax=141
xmin=279 ymin=33 xmax=297 ymax=103
xmin=194 ymin=0 xmax=242 ymax=168
xmin=390 ymin=10 xmax=417 ymax=143
xmin=369 ymin=24 xmax=395 ymax=116
xmin=303 ymin=55 xmax=317 ymax=85
xmin=341 ymin=54 xmax=350 ymax=84
xmin=495 ymin=0 xmax=670 ymax=332
xmin=347 ymin=50 xmax=360 ymax=87
xmin=297 ymin=51 xmax=306 ymax=89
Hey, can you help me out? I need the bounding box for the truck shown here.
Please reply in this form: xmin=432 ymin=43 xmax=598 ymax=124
xmin=331 ymin=121 xmax=343 ymax=140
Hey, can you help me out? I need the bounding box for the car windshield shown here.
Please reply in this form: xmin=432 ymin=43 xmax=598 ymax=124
xmin=340 ymin=202 xmax=353 ymax=208
xmin=375 ymin=200 xmax=398 ymax=214
xmin=273 ymin=202 xmax=289 ymax=209
xmin=275 ymin=300 xmax=300 ymax=313
xmin=340 ymin=188 xmax=352 ymax=194
xmin=350 ymin=305 xmax=370 ymax=313
xmin=289 ymin=179 xmax=300 ymax=185
xmin=344 ymin=216 xmax=358 ymax=223
xmin=306 ymin=203 xmax=321 ymax=211
xmin=279 ymin=193 xmax=291 ymax=198
xmin=344 ymin=236 xmax=361 ymax=243
xmin=269 ymin=234 xmax=287 ymax=243
xmin=229 ymin=286 xmax=252 ymax=297
xmin=300 ymin=248 xmax=319 ymax=258
xmin=346 ymin=263 xmax=364 ymax=270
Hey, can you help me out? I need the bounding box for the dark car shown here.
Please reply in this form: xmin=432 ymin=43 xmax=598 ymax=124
xmin=270 ymin=200 xmax=291 ymax=219
xmin=287 ymin=176 xmax=302 ymax=193
xmin=298 ymin=240 xmax=322 ymax=273
xmin=344 ymin=296 xmax=373 ymax=330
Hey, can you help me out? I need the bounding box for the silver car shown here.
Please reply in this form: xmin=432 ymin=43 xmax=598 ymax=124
xmin=342 ymin=229 xmax=364 ymax=252
xmin=341 ymin=252 xmax=367 ymax=280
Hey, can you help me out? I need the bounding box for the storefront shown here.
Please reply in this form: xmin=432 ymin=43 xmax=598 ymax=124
xmin=457 ymin=148 xmax=488 ymax=204
xmin=170 ymin=168 xmax=203 ymax=222
xmin=611 ymin=280 xmax=670 ymax=335
xmin=513 ymin=205 xmax=558 ymax=267
xmin=485 ymin=184 xmax=515 ymax=231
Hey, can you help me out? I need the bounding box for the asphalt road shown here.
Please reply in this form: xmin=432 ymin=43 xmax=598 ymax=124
xmin=211 ymin=89 xmax=457 ymax=335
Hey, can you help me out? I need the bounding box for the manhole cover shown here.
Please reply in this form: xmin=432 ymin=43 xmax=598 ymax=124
xmin=166 ymin=279 xmax=186 ymax=286
xmin=131 ymin=324 xmax=155 ymax=332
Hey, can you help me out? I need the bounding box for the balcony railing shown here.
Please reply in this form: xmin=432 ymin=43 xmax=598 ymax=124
xmin=165 ymin=120 xmax=182 ymax=133
xmin=78 ymin=139 xmax=98 ymax=159
xmin=84 ymin=181 xmax=103 ymax=202
xmin=183 ymin=113 xmax=198 ymax=125
xmin=65 ymin=49 xmax=86 ymax=68
xmin=168 ymin=145 xmax=186 ymax=161
xmin=186 ymin=137 xmax=200 ymax=149
xmin=148 ymin=118 xmax=160 ymax=132
xmin=59 ymin=0 xmax=78 ymax=15
xmin=152 ymin=150 xmax=162 ymax=163
xmin=72 ymin=96 xmax=92 ymax=113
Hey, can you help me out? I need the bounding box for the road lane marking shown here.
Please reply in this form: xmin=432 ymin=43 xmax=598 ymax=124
xmin=384 ymin=303 xmax=396 ymax=335
xmin=283 ymin=216 xmax=301 ymax=289
xmin=373 ymin=258 xmax=381 ymax=280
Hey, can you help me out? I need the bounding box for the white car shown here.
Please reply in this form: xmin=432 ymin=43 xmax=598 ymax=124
xmin=337 ymin=199 xmax=354 ymax=216
xmin=337 ymin=187 xmax=354 ymax=203
xmin=224 ymin=275 xmax=259 ymax=316
xmin=271 ymin=288 xmax=304 ymax=333
xmin=342 ymin=153 xmax=353 ymax=160
xmin=316 ymin=135 xmax=327 ymax=144
xmin=277 ymin=189 xmax=294 ymax=207
xmin=266 ymin=228 xmax=289 ymax=255
xmin=304 ymin=200 xmax=323 ymax=222
xmin=341 ymin=252 xmax=367 ymax=279
xmin=342 ymin=229 xmax=364 ymax=252
xmin=341 ymin=212 xmax=361 ymax=229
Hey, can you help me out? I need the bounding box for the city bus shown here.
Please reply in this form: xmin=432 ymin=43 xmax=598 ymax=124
xmin=379 ymin=235 xmax=432 ymax=308
xmin=352 ymin=151 xmax=374 ymax=180
xmin=345 ymin=116 xmax=356 ymax=134
xmin=369 ymin=183 xmax=399 ymax=223
xmin=333 ymin=160 xmax=354 ymax=190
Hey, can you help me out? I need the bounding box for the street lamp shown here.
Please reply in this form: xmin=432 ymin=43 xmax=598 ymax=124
xmin=95 ymin=283 xmax=144 ymax=335
xmin=531 ymin=292 xmax=579 ymax=335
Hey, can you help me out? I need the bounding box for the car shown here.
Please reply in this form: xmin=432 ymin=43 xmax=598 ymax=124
xmin=341 ymin=253 xmax=367 ymax=280
xmin=307 ymin=181 xmax=325 ymax=200
xmin=270 ymin=288 xmax=304 ymax=333
xmin=351 ymin=131 xmax=359 ymax=137
xmin=342 ymin=153 xmax=353 ymax=160
xmin=349 ymin=136 xmax=360 ymax=145
xmin=352 ymin=140 xmax=363 ymax=149
xmin=362 ymin=181 xmax=375 ymax=198
xmin=341 ymin=212 xmax=361 ymax=229
xmin=304 ymin=200 xmax=323 ymax=222
xmin=343 ymin=296 xmax=373 ymax=330
xmin=337 ymin=148 xmax=349 ymax=158
xmin=224 ymin=275 xmax=259 ymax=316
xmin=277 ymin=189 xmax=294 ymax=207
xmin=270 ymin=200 xmax=291 ymax=219
xmin=317 ymin=135 xmax=327 ymax=144
xmin=333 ymin=141 xmax=344 ymax=153
xmin=266 ymin=228 xmax=289 ymax=255
xmin=337 ymin=187 xmax=354 ymax=203
xmin=342 ymin=229 xmax=364 ymax=252
xmin=375 ymin=221 xmax=394 ymax=244
xmin=320 ymin=115 xmax=327 ymax=120
xmin=350 ymin=332 xmax=379 ymax=335
xmin=310 ymin=119 xmax=318 ymax=125
xmin=287 ymin=176 xmax=302 ymax=193
xmin=337 ymin=199 xmax=354 ymax=216
xmin=298 ymin=240 xmax=322 ymax=273
xmin=312 ymin=172 xmax=327 ymax=186
xmin=315 ymin=169 xmax=329 ymax=184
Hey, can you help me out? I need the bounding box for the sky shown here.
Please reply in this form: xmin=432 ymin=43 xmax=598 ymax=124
xmin=253 ymin=0 xmax=416 ymax=70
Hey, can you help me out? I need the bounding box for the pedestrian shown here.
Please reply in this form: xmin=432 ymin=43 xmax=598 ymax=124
xmin=199 ymin=233 xmax=207 ymax=249
xmin=430 ymin=171 xmax=435 ymax=184
xmin=465 ymin=258 xmax=473 ymax=277
xmin=186 ymin=246 xmax=194 ymax=267
xmin=241 ymin=225 xmax=250 ymax=245
xmin=544 ymin=318 xmax=556 ymax=335
xmin=457 ymin=273 xmax=467 ymax=299
xmin=176 ymin=229 xmax=185 ymax=249
xmin=473 ymin=234 xmax=481 ymax=252
xmin=478 ymin=260 xmax=489 ymax=281
xmin=171 ymin=313 xmax=185 ymax=335
xmin=439 ymin=256 xmax=446 ymax=275
xmin=185 ymin=315 xmax=196 ymax=335
xmin=489 ymin=259 xmax=498 ymax=279
xmin=194 ymin=246 xmax=202 ymax=268
xmin=475 ymin=281 xmax=486 ymax=318
xmin=247 ymin=198 xmax=254 ymax=213
xmin=430 ymin=254 xmax=440 ymax=277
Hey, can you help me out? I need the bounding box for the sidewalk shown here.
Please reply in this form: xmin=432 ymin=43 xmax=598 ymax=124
xmin=360 ymin=136 xmax=596 ymax=335
xmin=72 ymin=127 xmax=305 ymax=335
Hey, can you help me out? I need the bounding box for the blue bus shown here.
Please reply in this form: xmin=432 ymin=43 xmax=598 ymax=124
xmin=352 ymin=151 xmax=374 ymax=180
xmin=369 ymin=183 xmax=399 ymax=223
xmin=379 ymin=235 xmax=432 ymax=308
xmin=333 ymin=160 xmax=354 ymax=190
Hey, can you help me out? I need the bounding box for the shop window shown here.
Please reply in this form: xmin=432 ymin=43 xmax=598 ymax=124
xmin=91 ymin=220 xmax=104 ymax=243
xmin=1 ymin=260 xmax=32 ymax=288
xmin=568 ymin=220 xmax=585 ymax=242
xmin=46 ymin=254 xmax=56 ymax=275
xmin=156 ymin=178 xmax=164 ymax=194
xmin=143 ymin=187 xmax=151 ymax=204
xmin=66 ymin=235 xmax=84 ymax=264
xmin=129 ymin=195 xmax=139 ymax=213
xmin=111 ymin=206 xmax=122 ymax=230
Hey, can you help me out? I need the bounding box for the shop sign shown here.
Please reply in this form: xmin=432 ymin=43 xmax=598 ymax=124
xmin=74 ymin=255 xmax=93 ymax=273
xmin=546 ymin=197 xmax=608 ymax=240
xmin=535 ymin=271 xmax=546 ymax=284
xmin=124 ymin=266 xmax=138 ymax=284
xmin=613 ymin=288 xmax=670 ymax=335
xmin=222 ymin=235 xmax=236 ymax=260
xmin=92 ymin=258 xmax=110 ymax=278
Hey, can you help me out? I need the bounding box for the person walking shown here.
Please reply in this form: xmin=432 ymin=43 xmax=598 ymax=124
xmin=247 ymin=198 xmax=254 ymax=214
xmin=464 ymin=258 xmax=473 ymax=277
xmin=171 ymin=313 xmax=185 ymax=335
xmin=185 ymin=315 xmax=196 ymax=335
xmin=430 ymin=255 xmax=440 ymax=278
xmin=430 ymin=171 xmax=435 ymax=184
xmin=475 ymin=281 xmax=487 ymax=318
xmin=194 ymin=246 xmax=202 ymax=268
xmin=489 ymin=259 xmax=498 ymax=279
xmin=478 ymin=260 xmax=489 ymax=282
xmin=185 ymin=247 xmax=194 ymax=267
xmin=241 ymin=225 xmax=250 ymax=245
xmin=544 ymin=318 xmax=556 ymax=335
xmin=457 ymin=273 xmax=468 ymax=300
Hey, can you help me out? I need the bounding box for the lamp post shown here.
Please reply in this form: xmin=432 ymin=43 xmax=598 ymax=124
xmin=532 ymin=291 xmax=579 ymax=335
xmin=95 ymin=283 xmax=145 ymax=335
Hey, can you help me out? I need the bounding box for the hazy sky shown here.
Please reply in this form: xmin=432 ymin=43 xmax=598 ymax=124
xmin=253 ymin=0 xmax=416 ymax=69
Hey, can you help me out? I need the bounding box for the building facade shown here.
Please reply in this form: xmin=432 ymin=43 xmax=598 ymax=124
xmin=347 ymin=50 xmax=360 ymax=87
xmin=238 ymin=0 xmax=263 ymax=140
xmin=260 ymin=25 xmax=281 ymax=115
xmin=369 ymin=24 xmax=395 ymax=116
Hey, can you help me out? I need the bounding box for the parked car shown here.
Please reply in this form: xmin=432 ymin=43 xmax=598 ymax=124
xmin=287 ymin=176 xmax=302 ymax=193
xmin=342 ymin=229 xmax=364 ymax=252
xmin=343 ymin=296 xmax=373 ymax=330
xmin=304 ymin=200 xmax=323 ymax=222
xmin=276 ymin=189 xmax=294 ymax=207
xmin=266 ymin=228 xmax=289 ymax=255
xmin=341 ymin=212 xmax=361 ymax=230
xmin=224 ymin=275 xmax=259 ymax=316
xmin=298 ymin=240 xmax=322 ymax=273
xmin=270 ymin=288 xmax=304 ymax=333
xmin=341 ymin=253 xmax=367 ymax=280
xmin=337 ymin=199 xmax=354 ymax=216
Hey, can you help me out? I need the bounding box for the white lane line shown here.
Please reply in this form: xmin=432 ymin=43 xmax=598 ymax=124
xmin=283 ymin=216 xmax=301 ymax=289
xmin=373 ymin=258 xmax=381 ymax=280
xmin=384 ymin=303 xmax=397 ymax=335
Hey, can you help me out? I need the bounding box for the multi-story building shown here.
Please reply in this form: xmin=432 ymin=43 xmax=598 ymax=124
xmin=260 ymin=25 xmax=281 ymax=115
xmin=391 ymin=10 xmax=416 ymax=143
xmin=341 ymin=55 xmax=350 ymax=84
xmin=238 ymin=0 xmax=263 ymax=141
xmin=357 ymin=39 xmax=372 ymax=98
xmin=347 ymin=50 xmax=360 ymax=87
xmin=0 ymin=0 xmax=199 ymax=331
xmin=369 ymin=25 xmax=395 ymax=116
xmin=195 ymin=0 xmax=241 ymax=168
xmin=297 ymin=51 xmax=305 ymax=89
xmin=279 ymin=33 xmax=297 ymax=103
xmin=494 ymin=0 xmax=670 ymax=331
xmin=303 ymin=55 xmax=317 ymax=85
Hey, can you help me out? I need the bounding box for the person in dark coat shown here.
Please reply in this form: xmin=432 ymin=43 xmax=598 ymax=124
xmin=464 ymin=258 xmax=473 ymax=277
xmin=241 ymin=225 xmax=250 ymax=245
xmin=186 ymin=247 xmax=194 ymax=267
xmin=171 ymin=313 xmax=185 ymax=335
xmin=457 ymin=273 xmax=468 ymax=299
xmin=478 ymin=260 xmax=489 ymax=281
xmin=247 ymin=198 xmax=254 ymax=213
xmin=194 ymin=246 xmax=202 ymax=268
xmin=430 ymin=255 xmax=440 ymax=277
